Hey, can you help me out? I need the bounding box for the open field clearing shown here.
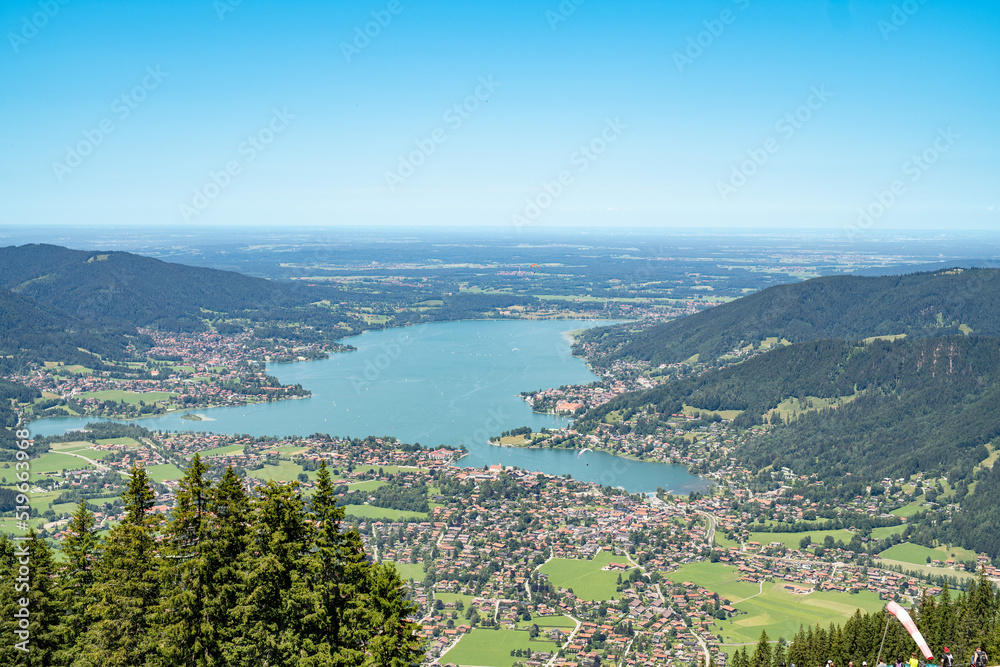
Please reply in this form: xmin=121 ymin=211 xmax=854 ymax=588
xmin=539 ymin=550 xmax=622 ymax=601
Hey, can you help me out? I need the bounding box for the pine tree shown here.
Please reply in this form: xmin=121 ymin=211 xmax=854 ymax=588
xmin=228 ymin=480 xmax=314 ymax=666
xmin=788 ymin=626 xmax=809 ymax=667
xmin=0 ymin=532 xmax=62 ymax=666
xmin=938 ymin=583 xmax=958 ymax=656
xmin=773 ymin=637 xmax=788 ymax=667
xmin=54 ymin=501 xmax=99 ymax=666
xmin=301 ymin=460 xmax=357 ymax=663
xmin=752 ymin=630 xmax=773 ymax=667
xmin=158 ymin=453 xmax=215 ymax=667
xmin=362 ymin=561 xmax=423 ymax=666
xmin=74 ymin=466 xmax=161 ymax=667
xmin=205 ymin=467 xmax=251 ymax=666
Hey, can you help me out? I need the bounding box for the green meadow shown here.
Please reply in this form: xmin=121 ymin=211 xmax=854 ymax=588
xmin=515 ymin=614 xmax=576 ymax=629
xmin=669 ymin=562 xmax=884 ymax=647
xmin=443 ymin=628 xmax=559 ymax=667
xmin=386 ymin=561 xmax=425 ymax=582
xmin=95 ymin=437 xmax=140 ymax=445
xmin=342 ymin=505 xmax=428 ymax=521
xmin=668 ymin=562 xmax=761 ymax=601
xmin=539 ymin=550 xmax=621 ymax=601
xmin=28 ymin=452 xmax=94 ymax=476
xmin=715 ymin=583 xmax=884 ymax=646
xmin=749 ymin=529 xmax=855 ymax=549
xmin=245 ymin=460 xmax=305 ymax=482
xmin=145 ymin=463 xmax=184 ymax=483
xmin=878 ymin=541 xmax=980 ymax=565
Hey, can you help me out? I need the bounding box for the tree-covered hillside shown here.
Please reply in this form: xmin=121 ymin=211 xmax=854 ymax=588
xmin=581 ymin=269 xmax=1000 ymax=366
xmin=577 ymin=336 xmax=1000 ymax=555
xmin=0 ymin=244 xmax=323 ymax=331
xmin=0 ymin=286 xmax=142 ymax=365
xmin=581 ymin=336 xmax=999 ymax=486
xmin=0 ymin=459 xmax=423 ymax=666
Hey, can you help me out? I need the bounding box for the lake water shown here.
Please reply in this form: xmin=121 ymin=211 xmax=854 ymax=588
xmin=28 ymin=320 xmax=709 ymax=493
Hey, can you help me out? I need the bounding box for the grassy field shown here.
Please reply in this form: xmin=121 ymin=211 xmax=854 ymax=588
xmin=879 ymin=542 xmax=981 ymax=565
xmin=875 ymin=559 xmax=975 ymax=582
xmin=669 ymin=562 xmax=887 ymax=646
xmin=497 ymin=434 xmax=529 ymax=445
xmin=443 ymin=628 xmax=559 ymax=667
xmin=713 ymin=583 xmax=885 ymax=645
xmin=749 ymin=529 xmax=855 ymax=549
xmin=515 ymin=614 xmax=576 ymax=629
xmin=668 ymin=562 xmax=761 ymax=602
xmin=62 ymin=447 xmax=116 ymax=461
xmin=769 ymin=394 xmax=857 ymax=422
xmin=266 ymin=444 xmax=309 ymax=455
xmin=539 ymin=550 xmax=621 ymax=601
xmin=871 ymin=525 xmax=906 ymax=540
xmin=245 ymin=460 xmax=304 ymax=482
xmin=343 ymin=504 xmax=428 ymax=521
xmin=346 ymin=480 xmax=387 ymax=492
xmin=49 ymin=440 xmax=94 ymax=451
xmin=145 ymin=463 xmax=184 ymax=483
xmin=52 ymin=495 xmax=120 ymax=516
xmin=43 ymin=362 xmax=93 ymax=375
xmin=75 ymin=390 xmax=176 ymax=405
xmin=682 ymin=404 xmax=743 ymax=420
xmin=28 ymin=452 xmax=94 ymax=475
xmin=195 ymin=443 xmax=245 ymax=457
xmin=386 ymin=560 xmax=425 ymax=582
xmin=890 ymin=497 xmax=926 ymax=517
xmin=95 ymin=437 xmax=140 ymax=445
xmin=714 ymin=533 xmax=741 ymax=550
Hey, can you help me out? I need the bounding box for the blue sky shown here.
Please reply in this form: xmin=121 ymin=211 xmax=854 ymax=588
xmin=1 ymin=0 xmax=997 ymax=230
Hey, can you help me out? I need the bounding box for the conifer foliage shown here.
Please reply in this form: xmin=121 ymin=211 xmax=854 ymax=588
xmin=0 ymin=458 xmax=423 ymax=666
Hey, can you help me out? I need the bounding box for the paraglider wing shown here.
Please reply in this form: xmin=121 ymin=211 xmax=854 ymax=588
xmin=886 ymin=601 xmax=933 ymax=660
xmin=577 ymin=448 xmax=593 ymax=459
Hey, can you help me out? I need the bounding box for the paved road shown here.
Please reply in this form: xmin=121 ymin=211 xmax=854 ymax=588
xmin=544 ymin=614 xmax=581 ymax=667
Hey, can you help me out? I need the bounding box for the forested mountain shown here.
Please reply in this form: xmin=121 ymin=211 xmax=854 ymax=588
xmin=0 ymin=244 xmax=323 ymax=331
xmin=576 ymin=336 xmax=1000 ymax=555
xmin=0 ymin=286 xmax=143 ymax=365
xmin=581 ymin=269 xmax=1000 ymax=366
xmin=581 ymin=336 xmax=997 ymax=483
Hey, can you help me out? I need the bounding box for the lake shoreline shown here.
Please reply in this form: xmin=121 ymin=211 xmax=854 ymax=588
xmin=26 ymin=319 xmax=706 ymax=493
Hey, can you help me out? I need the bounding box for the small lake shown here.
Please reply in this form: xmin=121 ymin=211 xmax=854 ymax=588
xmin=28 ymin=320 xmax=709 ymax=493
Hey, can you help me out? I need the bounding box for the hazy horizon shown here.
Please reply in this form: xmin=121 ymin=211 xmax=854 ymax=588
xmin=2 ymin=0 xmax=997 ymax=231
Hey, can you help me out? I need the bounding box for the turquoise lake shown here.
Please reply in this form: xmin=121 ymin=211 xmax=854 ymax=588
xmin=28 ymin=320 xmax=709 ymax=493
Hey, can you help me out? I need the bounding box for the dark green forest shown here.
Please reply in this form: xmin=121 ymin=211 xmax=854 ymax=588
xmin=0 ymin=459 xmax=423 ymax=666
xmin=581 ymin=269 xmax=1000 ymax=366
xmin=576 ymin=336 xmax=1000 ymax=557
